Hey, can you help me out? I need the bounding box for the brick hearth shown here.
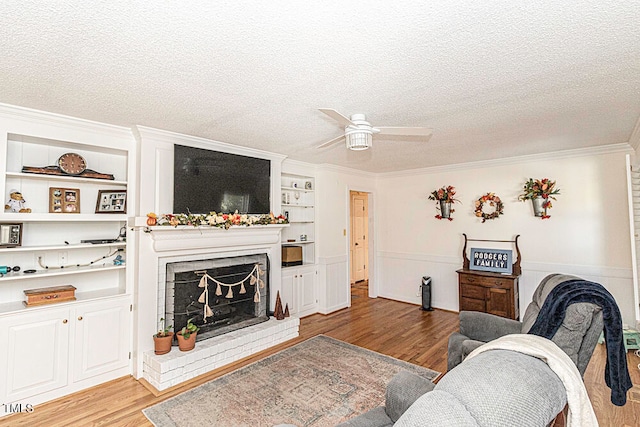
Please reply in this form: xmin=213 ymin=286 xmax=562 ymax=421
xmin=143 ymin=317 xmax=299 ymax=390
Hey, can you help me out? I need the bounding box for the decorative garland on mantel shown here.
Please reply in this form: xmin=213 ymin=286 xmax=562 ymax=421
xmin=197 ymin=263 xmax=266 ymax=322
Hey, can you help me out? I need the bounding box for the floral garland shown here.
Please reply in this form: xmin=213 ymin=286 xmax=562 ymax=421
xmin=146 ymin=211 xmax=288 ymax=229
xmin=474 ymin=193 xmax=504 ymax=223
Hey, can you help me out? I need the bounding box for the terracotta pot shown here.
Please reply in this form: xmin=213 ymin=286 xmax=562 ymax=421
xmin=153 ymin=332 xmax=174 ymax=355
xmin=177 ymin=331 xmax=197 ymax=351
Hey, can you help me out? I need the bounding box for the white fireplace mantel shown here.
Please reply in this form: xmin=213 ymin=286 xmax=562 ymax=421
xmin=129 ymin=220 xmax=288 ymax=252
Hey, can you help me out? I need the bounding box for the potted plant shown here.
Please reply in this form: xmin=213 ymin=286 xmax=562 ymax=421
xmin=176 ymin=317 xmax=200 ymax=351
xmin=518 ymin=178 xmax=560 ymax=219
xmin=428 ymin=185 xmax=460 ymax=220
xmin=153 ymin=317 xmax=173 ymax=355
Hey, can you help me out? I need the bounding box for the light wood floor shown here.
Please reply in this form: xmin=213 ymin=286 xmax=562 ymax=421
xmin=1 ymin=284 xmax=639 ymax=426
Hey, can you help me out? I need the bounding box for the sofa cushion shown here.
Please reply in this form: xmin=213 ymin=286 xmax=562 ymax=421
xmin=394 ymin=390 xmax=479 ymax=426
xmin=435 ymin=350 xmax=567 ymax=427
xmin=385 ymin=370 xmax=436 ymax=422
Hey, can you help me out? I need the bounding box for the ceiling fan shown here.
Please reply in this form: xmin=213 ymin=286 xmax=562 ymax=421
xmin=316 ymin=108 xmax=433 ymax=151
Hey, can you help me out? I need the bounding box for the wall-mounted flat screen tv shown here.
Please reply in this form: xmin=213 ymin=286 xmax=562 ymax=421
xmin=173 ymin=144 xmax=271 ymax=214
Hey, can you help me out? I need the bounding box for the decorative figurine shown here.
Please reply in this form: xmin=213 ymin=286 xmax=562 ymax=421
xmin=5 ymin=190 xmax=31 ymax=213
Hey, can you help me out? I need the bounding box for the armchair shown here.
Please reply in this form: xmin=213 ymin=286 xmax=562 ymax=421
xmin=448 ymin=273 xmax=604 ymax=375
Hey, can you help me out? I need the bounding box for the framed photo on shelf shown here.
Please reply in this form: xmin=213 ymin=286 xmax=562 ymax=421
xmin=49 ymin=187 xmax=80 ymax=214
xmin=95 ymin=189 xmax=127 ymax=214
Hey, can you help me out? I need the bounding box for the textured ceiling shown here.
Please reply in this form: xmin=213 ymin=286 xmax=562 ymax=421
xmin=1 ymin=1 xmax=639 ymax=172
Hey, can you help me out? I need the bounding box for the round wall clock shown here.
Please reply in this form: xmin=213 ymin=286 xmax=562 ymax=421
xmin=57 ymin=153 xmax=87 ymax=175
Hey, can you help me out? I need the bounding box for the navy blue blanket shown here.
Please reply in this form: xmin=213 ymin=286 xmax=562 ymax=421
xmin=528 ymin=279 xmax=632 ymax=406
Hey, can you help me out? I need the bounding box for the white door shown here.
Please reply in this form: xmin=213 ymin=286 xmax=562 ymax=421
xmin=298 ymin=267 xmax=317 ymax=315
xmin=351 ymin=191 xmax=368 ymax=283
xmin=1 ymin=308 xmax=70 ymax=402
xmin=72 ymin=299 xmax=130 ymax=382
xmin=280 ymin=269 xmax=296 ymax=314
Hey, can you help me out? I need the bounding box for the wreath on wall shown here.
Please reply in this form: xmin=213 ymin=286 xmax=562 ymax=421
xmin=474 ymin=193 xmax=504 ymax=223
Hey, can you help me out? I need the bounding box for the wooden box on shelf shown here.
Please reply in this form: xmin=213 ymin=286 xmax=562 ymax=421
xmin=282 ymin=246 xmax=303 ymax=267
xmin=23 ymin=285 xmax=77 ymax=306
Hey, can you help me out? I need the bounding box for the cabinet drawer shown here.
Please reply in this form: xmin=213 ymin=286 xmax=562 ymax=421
xmin=460 ymin=296 xmax=486 ymax=312
xmin=460 ymin=274 xmax=512 ymax=289
xmin=460 ymin=284 xmax=485 ymax=300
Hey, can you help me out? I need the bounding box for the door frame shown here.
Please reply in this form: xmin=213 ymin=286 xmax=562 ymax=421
xmin=345 ymin=186 xmax=376 ymax=304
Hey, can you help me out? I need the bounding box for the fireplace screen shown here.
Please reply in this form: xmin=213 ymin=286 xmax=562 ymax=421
xmin=165 ymin=254 xmax=269 ymax=342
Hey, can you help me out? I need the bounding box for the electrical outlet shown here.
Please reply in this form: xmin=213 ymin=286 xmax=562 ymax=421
xmin=58 ymin=251 xmax=68 ymax=265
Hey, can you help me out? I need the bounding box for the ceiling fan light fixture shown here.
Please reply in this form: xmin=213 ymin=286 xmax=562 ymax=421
xmin=345 ymin=130 xmax=372 ymax=151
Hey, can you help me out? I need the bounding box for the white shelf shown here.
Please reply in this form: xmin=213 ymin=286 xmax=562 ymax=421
xmin=0 ymin=213 xmax=127 ymax=222
xmin=282 ymin=240 xmax=315 ymax=245
xmin=0 ymin=288 xmax=127 ymax=316
xmin=0 ymin=242 xmax=125 ymax=253
xmin=0 ymin=264 xmax=125 ymax=282
xmin=281 ymin=204 xmax=314 ymax=208
xmin=281 ymin=186 xmax=313 ymax=192
xmin=6 ymin=172 xmax=127 ymax=186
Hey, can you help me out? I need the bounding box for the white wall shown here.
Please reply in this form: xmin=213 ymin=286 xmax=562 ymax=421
xmin=376 ymin=147 xmax=636 ymax=324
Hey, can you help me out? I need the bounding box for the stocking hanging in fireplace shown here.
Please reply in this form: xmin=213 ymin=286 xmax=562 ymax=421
xmin=197 ymin=263 xmax=266 ymax=322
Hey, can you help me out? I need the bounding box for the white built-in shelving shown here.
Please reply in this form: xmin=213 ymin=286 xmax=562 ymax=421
xmin=0 ymin=103 xmax=136 ymax=414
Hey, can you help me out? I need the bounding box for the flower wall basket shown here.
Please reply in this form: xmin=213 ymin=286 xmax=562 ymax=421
xmin=428 ymin=185 xmax=459 ymax=221
xmin=518 ymin=178 xmax=560 ymax=220
xmin=177 ymin=331 xmax=197 ymax=351
xmin=153 ymin=332 xmax=174 ymax=355
xmin=531 ymin=197 xmax=546 ymax=217
xmin=439 ymin=200 xmax=451 ymax=219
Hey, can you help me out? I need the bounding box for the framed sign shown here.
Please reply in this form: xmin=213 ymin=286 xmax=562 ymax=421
xmin=49 ymin=187 xmax=80 ymax=213
xmin=469 ymin=248 xmax=513 ymax=274
xmin=96 ymin=190 xmax=127 ymax=213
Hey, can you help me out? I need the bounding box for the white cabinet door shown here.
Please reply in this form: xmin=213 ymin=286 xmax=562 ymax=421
xmin=280 ymin=269 xmax=296 ymax=314
xmin=298 ymin=267 xmax=317 ymax=316
xmin=72 ymin=299 xmax=131 ymax=382
xmin=0 ymin=308 xmax=70 ymax=402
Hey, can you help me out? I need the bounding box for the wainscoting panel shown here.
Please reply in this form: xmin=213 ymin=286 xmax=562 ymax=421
xmin=377 ymin=252 xmax=636 ymax=325
xmin=377 ymin=252 xmax=460 ymax=311
xmin=318 ymin=256 xmax=349 ymax=314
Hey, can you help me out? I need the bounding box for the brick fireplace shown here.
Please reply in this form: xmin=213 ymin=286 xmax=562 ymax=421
xmin=134 ymin=223 xmax=298 ymax=390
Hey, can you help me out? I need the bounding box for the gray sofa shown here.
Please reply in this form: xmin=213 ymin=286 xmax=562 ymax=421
xmin=338 ymin=273 xmax=605 ymax=426
xmin=448 ymin=273 xmax=604 ymax=375
xmin=337 ymin=348 xmax=567 ymax=426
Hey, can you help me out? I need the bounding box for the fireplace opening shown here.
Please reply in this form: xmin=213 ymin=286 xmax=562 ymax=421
xmin=165 ymin=254 xmax=269 ymax=342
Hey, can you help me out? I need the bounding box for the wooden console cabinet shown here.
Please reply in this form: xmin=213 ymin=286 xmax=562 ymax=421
xmin=457 ymin=269 xmax=520 ymax=320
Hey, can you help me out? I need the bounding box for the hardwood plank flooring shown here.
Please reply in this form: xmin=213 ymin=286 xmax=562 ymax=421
xmin=1 ymin=285 xmax=638 ymax=426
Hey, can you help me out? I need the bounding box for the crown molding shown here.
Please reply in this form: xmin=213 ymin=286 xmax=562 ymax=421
xmin=135 ymin=125 xmax=287 ymax=162
xmin=378 ymin=143 xmax=633 ymax=178
xmin=0 ymin=102 xmax=132 ymax=139
xmin=318 ymin=162 xmax=378 ymax=178
xmin=629 ymin=115 xmax=640 ymax=152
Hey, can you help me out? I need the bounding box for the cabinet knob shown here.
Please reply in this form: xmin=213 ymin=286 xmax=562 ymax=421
xmin=62 ymin=319 xmax=68 ymax=324
xmin=78 ymin=316 xmax=83 ymax=321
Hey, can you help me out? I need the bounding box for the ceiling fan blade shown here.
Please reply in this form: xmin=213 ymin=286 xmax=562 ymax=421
xmin=316 ymin=134 xmax=346 ymax=149
xmin=376 ymin=127 xmax=433 ymax=137
xmin=319 ymin=108 xmax=355 ymax=127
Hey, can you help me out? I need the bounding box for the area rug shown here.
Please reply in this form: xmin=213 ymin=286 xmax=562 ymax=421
xmin=143 ymin=335 xmax=440 ymax=427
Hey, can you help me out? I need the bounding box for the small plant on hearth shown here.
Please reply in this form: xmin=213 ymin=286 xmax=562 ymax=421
xmin=176 ymin=317 xmax=200 ymax=352
xmin=156 ymin=317 xmax=172 ymax=338
xmin=179 ymin=317 xmax=200 ymax=339
xmin=153 ymin=317 xmax=174 ymax=355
